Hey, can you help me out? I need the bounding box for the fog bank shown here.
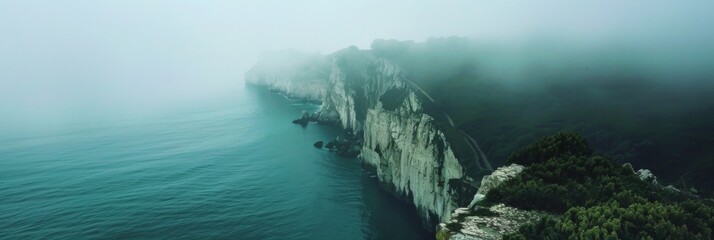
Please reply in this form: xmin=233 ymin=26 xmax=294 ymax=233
xmin=1 ymin=1 xmax=712 ymax=135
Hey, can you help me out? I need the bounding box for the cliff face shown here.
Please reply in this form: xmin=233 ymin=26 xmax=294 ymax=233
xmin=245 ymin=48 xmax=480 ymax=229
xmin=361 ymin=63 xmax=468 ymax=228
xmin=362 ymin=90 xmax=466 ymax=227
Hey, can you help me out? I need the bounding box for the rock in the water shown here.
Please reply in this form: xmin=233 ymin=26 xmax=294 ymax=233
xmin=342 ymin=145 xmax=361 ymax=158
xmin=313 ymin=141 xmax=324 ymax=148
xmin=322 ymin=131 xmax=364 ymax=158
xmin=292 ymin=118 xmax=309 ymax=126
xmin=292 ymin=111 xmax=312 ymax=126
xmin=325 ymin=140 xmax=336 ymax=149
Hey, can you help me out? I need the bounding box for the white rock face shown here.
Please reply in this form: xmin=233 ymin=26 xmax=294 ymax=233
xmin=326 ymin=58 xmax=469 ymax=225
xmin=438 ymin=164 xmax=541 ymax=240
xmin=246 ymin=50 xmax=478 ymax=229
xmin=318 ymin=57 xmax=408 ymax=130
xmin=362 ymin=91 xmax=465 ymax=225
xmin=320 ymin=62 xmax=361 ymax=129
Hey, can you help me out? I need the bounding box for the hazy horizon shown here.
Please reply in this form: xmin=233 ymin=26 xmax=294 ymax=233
xmin=3 ymin=2 xmax=714 ymax=239
xmin=2 ymin=1 xmax=713 ymax=135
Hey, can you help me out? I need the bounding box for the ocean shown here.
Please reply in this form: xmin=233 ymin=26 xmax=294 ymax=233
xmin=0 ymin=84 xmax=432 ymax=240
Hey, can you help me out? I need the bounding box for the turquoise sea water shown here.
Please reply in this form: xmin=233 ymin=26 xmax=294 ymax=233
xmin=0 ymin=85 xmax=432 ymax=240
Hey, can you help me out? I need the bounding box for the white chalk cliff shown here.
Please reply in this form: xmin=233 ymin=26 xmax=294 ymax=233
xmin=245 ymin=47 xmax=483 ymax=229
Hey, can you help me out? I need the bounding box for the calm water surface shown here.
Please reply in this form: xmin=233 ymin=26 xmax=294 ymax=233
xmin=0 ymin=85 xmax=432 ymax=240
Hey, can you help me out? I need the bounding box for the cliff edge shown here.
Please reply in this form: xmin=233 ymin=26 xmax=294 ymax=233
xmin=245 ymin=47 xmax=485 ymax=229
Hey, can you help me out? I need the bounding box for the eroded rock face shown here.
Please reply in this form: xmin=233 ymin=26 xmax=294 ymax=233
xmin=325 ymin=58 xmax=474 ymax=227
xmin=245 ymin=49 xmax=480 ymax=229
xmin=362 ymin=90 xmax=466 ymax=227
xmin=438 ymin=164 xmax=542 ymax=240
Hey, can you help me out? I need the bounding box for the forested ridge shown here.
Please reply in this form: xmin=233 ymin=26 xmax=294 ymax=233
xmin=483 ymin=132 xmax=714 ymax=239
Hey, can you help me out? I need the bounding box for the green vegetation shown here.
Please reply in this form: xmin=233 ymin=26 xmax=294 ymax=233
xmin=506 ymin=132 xmax=593 ymax=166
xmin=487 ymin=132 xmax=714 ymax=239
xmin=503 ymin=201 xmax=714 ymax=240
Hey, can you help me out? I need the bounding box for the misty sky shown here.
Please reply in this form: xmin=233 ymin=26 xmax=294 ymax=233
xmin=1 ymin=1 xmax=713 ymax=134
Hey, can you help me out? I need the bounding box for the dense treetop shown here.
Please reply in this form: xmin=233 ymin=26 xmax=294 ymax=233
xmin=486 ymin=132 xmax=714 ymax=239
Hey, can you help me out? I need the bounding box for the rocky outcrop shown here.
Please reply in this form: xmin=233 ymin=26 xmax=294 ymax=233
xmin=437 ymin=204 xmax=542 ymax=240
xmin=467 ymin=164 xmax=524 ymax=210
xmin=292 ymin=111 xmax=312 ymax=126
xmin=245 ymin=47 xmax=484 ymax=230
xmin=636 ymin=169 xmax=658 ymax=185
xmin=437 ymin=164 xmax=542 ymax=240
xmin=325 ymin=130 xmax=363 ymax=158
xmin=634 ymin=167 xmax=689 ymax=194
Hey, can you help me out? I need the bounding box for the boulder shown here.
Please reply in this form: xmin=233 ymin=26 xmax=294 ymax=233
xmin=292 ymin=111 xmax=312 ymax=126
xmin=292 ymin=118 xmax=309 ymax=126
xmin=325 ymin=140 xmax=336 ymax=149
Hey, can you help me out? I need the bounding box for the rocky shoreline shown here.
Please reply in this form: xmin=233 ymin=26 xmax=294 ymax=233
xmin=289 ymin=108 xmax=364 ymax=158
xmin=315 ymin=129 xmax=363 ymax=158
